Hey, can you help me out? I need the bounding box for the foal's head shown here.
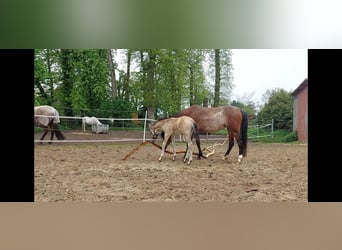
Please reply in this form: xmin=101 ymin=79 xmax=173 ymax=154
xmin=149 ymin=123 xmax=159 ymax=140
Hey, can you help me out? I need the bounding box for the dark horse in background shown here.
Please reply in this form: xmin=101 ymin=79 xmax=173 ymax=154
xmin=171 ymin=105 xmax=248 ymax=163
xmin=34 ymin=105 xmax=66 ymax=143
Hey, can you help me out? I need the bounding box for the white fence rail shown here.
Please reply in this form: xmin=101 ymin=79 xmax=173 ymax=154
xmin=247 ymin=120 xmax=274 ymax=139
xmin=34 ymin=112 xmax=274 ymax=143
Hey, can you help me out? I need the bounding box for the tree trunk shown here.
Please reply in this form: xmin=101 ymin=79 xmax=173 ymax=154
xmin=145 ymin=50 xmax=157 ymax=120
xmin=147 ymin=106 xmax=155 ymax=120
xmin=107 ymin=49 xmax=117 ymax=98
xmin=214 ymin=49 xmax=220 ymax=107
xmin=124 ymin=49 xmax=131 ymax=100
xmin=189 ymin=66 xmax=194 ymax=106
xmin=59 ymin=49 xmax=74 ymax=117
xmin=46 ymin=49 xmax=54 ymax=105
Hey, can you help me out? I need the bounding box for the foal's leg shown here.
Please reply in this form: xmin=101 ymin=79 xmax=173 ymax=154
xmin=186 ymin=140 xmax=193 ymax=165
xmin=159 ymin=135 xmax=169 ymax=161
xmin=183 ymin=135 xmax=193 ymax=165
xmin=189 ymin=141 xmax=193 ymax=165
xmin=183 ymin=134 xmax=188 ymax=161
xmin=183 ymin=143 xmax=188 ymax=161
xmin=172 ymin=136 xmax=177 ymax=161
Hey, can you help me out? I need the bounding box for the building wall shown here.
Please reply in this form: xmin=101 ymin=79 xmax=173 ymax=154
xmin=294 ymin=84 xmax=308 ymax=143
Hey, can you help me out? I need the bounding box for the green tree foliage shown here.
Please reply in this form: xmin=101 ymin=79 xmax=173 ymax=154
xmin=155 ymin=49 xmax=184 ymax=115
xmin=184 ymin=49 xmax=208 ymax=107
xmin=34 ymin=50 xmax=48 ymax=106
xmin=34 ymin=49 xmax=234 ymax=121
xmin=207 ymin=49 xmax=234 ymax=107
xmin=69 ymin=49 xmax=110 ymax=116
xmin=231 ymin=100 xmax=256 ymax=115
xmin=141 ymin=49 xmax=158 ymax=119
xmin=135 ymin=49 xmax=208 ymax=118
xmin=257 ymin=88 xmax=293 ymax=130
xmin=34 ymin=49 xmax=60 ymax=106
xmin=58 ymin=49 xmax=75 ymax=116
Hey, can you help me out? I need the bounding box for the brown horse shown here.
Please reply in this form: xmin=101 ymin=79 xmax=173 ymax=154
xmin=149 ymin=116 xmax=203 ymax=165
xmin=34 ymin=105 xmax=66 ymax=143
xmin=173 ymin=105 xmax=248 ymax=163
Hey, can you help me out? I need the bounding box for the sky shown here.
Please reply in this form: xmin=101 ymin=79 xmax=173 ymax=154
xmin=230 ymin=49 xmax=308 ymax=105
xmin=116 ymin=49 xmax=308 ymax=106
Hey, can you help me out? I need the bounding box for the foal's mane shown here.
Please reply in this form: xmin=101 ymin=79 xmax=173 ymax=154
xmin=156 ymin=117 xmax=171 ymax=121
xmin=152 ymin=116 xmax=174 ymax=126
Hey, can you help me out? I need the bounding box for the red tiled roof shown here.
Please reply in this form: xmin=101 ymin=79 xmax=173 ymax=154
xmin=291 ymin=78 xmax=308 ymax=96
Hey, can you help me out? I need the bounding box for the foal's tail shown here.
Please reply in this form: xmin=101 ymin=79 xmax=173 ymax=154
xmin=54 ymin=124 xmax=66 ymax=140
xmin=240 ymin=110 xmax=248 ymax=157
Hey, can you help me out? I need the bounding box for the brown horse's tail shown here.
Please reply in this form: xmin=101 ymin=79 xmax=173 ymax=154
xmin=240 ymin=110 xmax=248 ymax=157
xmin=53 ymin=124 xmax=66 ymax=140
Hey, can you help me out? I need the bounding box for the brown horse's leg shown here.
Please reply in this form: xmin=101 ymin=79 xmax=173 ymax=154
xmin=224 ymin=138 xmax=234 ymax=158
xmin=229 ymin=131 xmax=244 ymax=163
xmin=194 ymin=138 xmax=203 ymax=159
xmin=165 ymin=136 xmax=172 ymax=150
xmin=192 ymin=136 xmax=202 ymax=159
xmin=193 ymin=123 xmax=203 ymax=159
xmin=237 ymin=137 xmax=244 ymax=161
xmin=224 ymin=130 xmax=235 ymax=158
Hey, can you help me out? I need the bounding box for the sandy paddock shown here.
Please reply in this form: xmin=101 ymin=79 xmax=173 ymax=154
xmin=34 ymin=130 xmax=307 ymax=202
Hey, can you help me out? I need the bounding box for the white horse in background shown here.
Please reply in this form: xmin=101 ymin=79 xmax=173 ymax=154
xmin=82 ymin=116 xmax=102 ymax=132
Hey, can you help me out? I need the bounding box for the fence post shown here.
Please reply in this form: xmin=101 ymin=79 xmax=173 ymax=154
xmin=271 ymin=119 xmax=274 ymax=138
xmin=256 ymin=123 xmax=259 ymax=140
xmin=143 ymin=110 xmax=148 ymax=142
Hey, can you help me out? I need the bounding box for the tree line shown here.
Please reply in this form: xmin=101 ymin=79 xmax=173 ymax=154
xmin=34 ymin=49 xmax=294 ymax=131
